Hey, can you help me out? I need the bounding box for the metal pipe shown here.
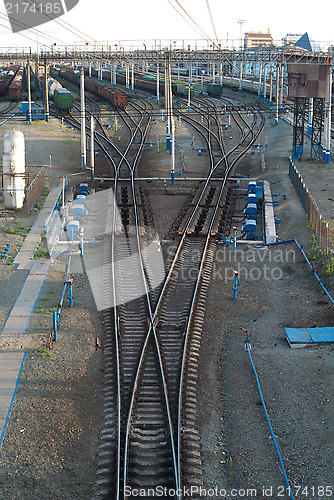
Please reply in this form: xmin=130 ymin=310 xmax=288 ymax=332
xmin=307 ymin=97 xmax=313 ymax=134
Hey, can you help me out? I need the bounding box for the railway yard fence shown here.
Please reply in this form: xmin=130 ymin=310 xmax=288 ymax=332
xmin=289 ymin=158 xmax=334 ymax=254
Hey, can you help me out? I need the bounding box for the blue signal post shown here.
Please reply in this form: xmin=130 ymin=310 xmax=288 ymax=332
xmin=232 ymin=271 xmax=239 ymax=300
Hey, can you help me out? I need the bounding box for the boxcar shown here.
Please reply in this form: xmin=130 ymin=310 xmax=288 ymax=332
xmin=207 ymin=83 xmax=223 ymax=96
xmin=110 ymin=90 xmax=127 ymax=109
xmin=54 ymin=88 xmax=73 ymax=111
xmin=9 ymin=81 xmax=22 ymax=100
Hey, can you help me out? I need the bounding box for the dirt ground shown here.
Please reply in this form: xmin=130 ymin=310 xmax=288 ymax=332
xmin=0 ymin=92 xmax=333 ymax=500
xmin=197 ymin=94 xmax=334 ymax=499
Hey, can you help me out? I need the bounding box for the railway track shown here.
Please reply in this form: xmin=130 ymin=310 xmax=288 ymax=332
xmin=93 ymin=92 xmax=265 ymax=499
xmin=53 ymin=87 xmax=265 ymax=498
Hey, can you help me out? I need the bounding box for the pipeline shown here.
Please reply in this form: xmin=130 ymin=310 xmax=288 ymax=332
xmin=265 ymin=239 xmax=334 ymax=307
xmin=242 ymin=329 xmax=295 ymax=500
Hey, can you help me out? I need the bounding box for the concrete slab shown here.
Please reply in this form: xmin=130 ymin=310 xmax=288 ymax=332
xmin=0 ymin=188 xmax=61 ymax=448
xmin=0 ymin=407 xmax=10 ymax=419
xmin=2 ymin=316 xmax=31 ymax=335
xmin=13 ymin=186 xmax=62 ymax=270
xmin=285 ymin=327 xmax=334 ymax=347
xmin=0 ymin=379 xmax=18 ymax=390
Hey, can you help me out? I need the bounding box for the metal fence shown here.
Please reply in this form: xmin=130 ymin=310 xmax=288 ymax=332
xmin=26 ymin=167 xmax=45 ymax=214
xmin=289 ymin=158 xmax=334 ymax=254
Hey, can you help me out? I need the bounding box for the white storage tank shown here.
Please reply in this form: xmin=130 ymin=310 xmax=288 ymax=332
xmin=2 ymin=129 xmax=25 ymax=209
xmin=47 ymin=77 xmax=62 ymax=97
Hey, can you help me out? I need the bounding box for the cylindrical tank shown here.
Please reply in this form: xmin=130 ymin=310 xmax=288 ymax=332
xmin=2 ymin=130 xmax=25 ymax=209
xmin=47 ymin=77 xmax=62 ymax=97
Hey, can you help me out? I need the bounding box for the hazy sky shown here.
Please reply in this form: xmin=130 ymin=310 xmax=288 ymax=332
xmin=0 ymin=0 xmax=333 ymax=50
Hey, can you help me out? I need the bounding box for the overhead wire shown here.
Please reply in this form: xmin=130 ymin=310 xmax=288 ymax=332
xmin=167 ymin=0 xmax=250 ymax=76
xmin=205 ymin=0 xmax=218 ymax=44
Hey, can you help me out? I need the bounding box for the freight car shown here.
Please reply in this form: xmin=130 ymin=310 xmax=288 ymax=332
xmin=0 ymin=68 xmax=16 ymax=96
xmin=47 ymin=77 xmax=62 ymax=98
xmin=207 ymin=83 xmax=223 ymax=96
xmin=54 ymin=88 xmax=73 ymax=111
xmin=85 ymin=66 xmax=191 ymax=98
xmin=59 ymin=69 xmax=128 ymax=109
xmin=9 ymin=67 xmax=23 ymax=101
xmin=24 ymin=66 xmax=37 ymax=93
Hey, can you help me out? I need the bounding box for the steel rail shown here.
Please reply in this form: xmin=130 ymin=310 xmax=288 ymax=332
xmin=121 ymin=99 xmax=181 ymax=497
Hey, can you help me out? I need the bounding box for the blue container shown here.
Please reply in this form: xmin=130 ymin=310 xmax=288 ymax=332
xmin=246 ymin=203 xmax=257 ymax=215
xmin=245 ymin=219 xmax=256 ymax=232
xmin=248 ymin=181 xmax=256 ymax=193
xmin=248 ymin=193 xmax=257 ymax=204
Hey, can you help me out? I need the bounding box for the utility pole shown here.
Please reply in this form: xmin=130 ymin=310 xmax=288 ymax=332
xmin=44 ymin=58 xmax=49 ymax=122
xmin=90 ymin=115 xmax=95 ymax=181
xmin=27 ymin=59 xmax=32 ymax=123
xmin=80 ymin=67 xmax=86 ymax=169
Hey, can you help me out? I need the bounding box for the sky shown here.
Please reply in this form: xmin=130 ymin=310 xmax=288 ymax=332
xmin=0 ymin=0 xmax=333 ymax=51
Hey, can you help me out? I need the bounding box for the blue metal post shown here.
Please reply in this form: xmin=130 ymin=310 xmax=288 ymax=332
xmin=67 ymin=279 xmax=73 ymax=307
xmin=53 ymin=310 xmax=58 ymax=341
xmin=233 ymin=227 xmax=237 ymax=250
xmin=232 ymin=271 xmax=239 ymax=300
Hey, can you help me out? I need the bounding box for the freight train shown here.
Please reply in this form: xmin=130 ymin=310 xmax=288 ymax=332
xmin=55 ymin=68 xmax=128 ymax=109
xmin=86 ymin=66 xmax=193 ymax=98
xmin=45 ymin=75 xmax=73 ymax=111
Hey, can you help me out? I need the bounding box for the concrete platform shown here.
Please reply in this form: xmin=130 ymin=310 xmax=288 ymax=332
xmin=0 ymin=352 xmax=26 ymax=447
xmin=0 ymin=187 xmax=62 ymax=447
xmin=13 ymin=186 xmax=62 ymax=270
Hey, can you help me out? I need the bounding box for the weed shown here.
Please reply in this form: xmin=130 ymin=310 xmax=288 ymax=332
xmin=33 ymin=248 xmax=49 ymax=259
xmin=308 ymin=234 xmax=323 ymax=261
xmin=33 ymin=345 xmax=52 ymax=357
xmin=32 ymin=239 xmax=49 ymax=259
xmin=36 ymin=305 xmax=56 ymax=314
xmin=5 ymin=227 xmax=28 ymax=237
xmin=321 ymin=254 xmax=334 ymax=277
xmin=228 ymin=456 xmax=234 ymax=485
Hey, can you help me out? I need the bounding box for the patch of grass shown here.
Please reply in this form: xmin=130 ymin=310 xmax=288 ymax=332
xmin=308 ymin=234 xmax=323 ymax=261
xmin=32 ymin=238 xmax=49 ymax=259
xmin=321 ymin=254 xmax=334 ymax=277
xmin=36 ymin=305 xmax=56 ymax=314
xmin=5 ymin=227 xmax=28 ymax=236
xmin=32 ymin=247 xmax=49 ymax=259
xmin=33 ymin=345 xmax=52 ymax=357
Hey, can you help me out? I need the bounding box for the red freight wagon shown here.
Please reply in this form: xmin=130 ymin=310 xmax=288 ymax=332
xmin=9 ymin=81 xmax=22 ymax=100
